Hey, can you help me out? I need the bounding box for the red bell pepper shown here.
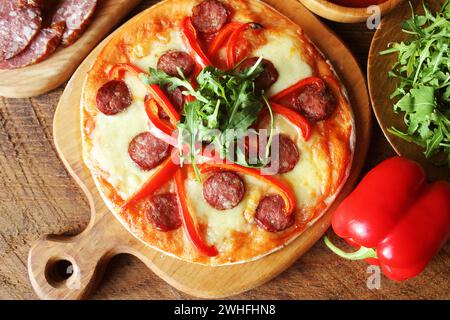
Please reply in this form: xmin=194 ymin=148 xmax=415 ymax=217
xmin=208 ymin=22 xmax=244 ymax=57
xmin=144 ymin=97 xmax=179 ymax=148
xmin=325 ymin=156 xmax=450 ymax=281
xmin=174 ymin=168 xmax=219 ymax=257
xmin=225 ymin=22 xmax=262 ymax=69
xmin=199 ymin=162 xmax=296 ymax=215
xmin=270 ymin=76 xmax=324 ymax=102
xmin=181 ymin=17 xmax=212 ymax=69
xmin=266 ymin=102 xmax=311 ymax=140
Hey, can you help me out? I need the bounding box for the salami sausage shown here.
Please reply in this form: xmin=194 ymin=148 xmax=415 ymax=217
xmin=128 ymin=132 xmax=170 ymax=171
xmin=52 ymin=0 xmax=97 ymax=46
xmin=0 ymin=22 xmax=65 ymax=70
xmin=145 ymin=193 xmax=182 ymax=232
xmin=203 ymin=171 xmax=245 ymax=210
xmin=254 ymin=194 xmax=294 ymax=232
xmin=159 ymin=86 xmax=184 ymax=120
xmin=192 ymin=0 xmax=229 ymax=34
xmin=271 ymin=134 xmax=299 ymax=174
xmin=0 ymin=1 xmax=42 ymax=61
xmin=289 ymin=82 xmax=336 ymax=121
xmin=96 ymin=80 xmax=132 ymax=115
xmin=157 ymin=51 xmax=195 ymax=77
xmin=237 ymin=57 xmax=279 ymax=91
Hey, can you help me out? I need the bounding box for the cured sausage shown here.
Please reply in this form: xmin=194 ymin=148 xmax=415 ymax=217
xmin=192 ymin=0 xmax=229 ymax=34
xmin=157 ymin=51 xmax=195 ymax=77
xmin=96 ymin=80 xmax=132 ymax=115
xmin=128 ymin=132 xmax=170 ymax=171
xmin=0 ymin=1 xmax=42 ymax=61
xmin=0 ymin=22 xmax=65 ymax=70
xmin=203 ymin=171 xmax=245 ymax=210
xmin=289 ymin=82 xmax=336 ymax=121
xmin=271 ymin=134 xmax=299 ymax=174
xmin=159 ymin=86 xmax=184 ymax=119
xmin=254 ymin=194 xmax=294 ymax=232
xmin=52 ymin=0 xmax=97 ymax=46
xmin=237 ymin=57 xmax=279 ymax=91
xmin=145 ymin=193 xmax=182 ymax=231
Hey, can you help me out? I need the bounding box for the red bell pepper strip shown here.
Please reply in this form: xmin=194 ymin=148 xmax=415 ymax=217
xmin=174 ymin=168 xmax=219 ymax=257
xmin=199 ymin=162 xmax=296 ymax=215
xmin=226 ymin=22 xmax=262 ymax=69
xmin=324 ymin=156 xmax=450 ymax=281
xmin=181 ymin=17 xmax=212 ymax=69
xmin=121 ymin=154 xmax=179 ymax=209
xmin=266 ymin=102 xmax=311 ymax=140
xmin=208 ymin=22 xmax=245 ymax=57
xmin=109 ymin=63 xmax=181 ymax=125
xmin=144 ymin=97 xmax=179 ymax=148
xmin=270 ymin=76 xmax=324 ymax=102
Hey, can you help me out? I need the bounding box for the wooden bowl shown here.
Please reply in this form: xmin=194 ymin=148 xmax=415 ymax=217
xmin=368 ymin=0 xmax=450 ymax=181
xmin=299 ymin=0 xmax=404 ymax=23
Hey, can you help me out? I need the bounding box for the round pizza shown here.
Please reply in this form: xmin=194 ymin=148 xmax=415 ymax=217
xmin=81 ymin=0 xmax=355 ymax=265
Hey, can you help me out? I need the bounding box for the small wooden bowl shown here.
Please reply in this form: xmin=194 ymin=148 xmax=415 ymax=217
xmin=299 ymin=0 xmax=404 ymax=23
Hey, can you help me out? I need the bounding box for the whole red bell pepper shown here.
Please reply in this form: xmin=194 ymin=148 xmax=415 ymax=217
xmin=325 ymin=156 xmax=450 ymax=281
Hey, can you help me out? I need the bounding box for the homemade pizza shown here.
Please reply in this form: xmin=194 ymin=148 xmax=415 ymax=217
xmin=81 ymin=0 xmax=355 ymax=265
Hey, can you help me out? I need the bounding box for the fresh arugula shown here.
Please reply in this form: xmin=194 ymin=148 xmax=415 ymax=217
xmin=380 ymin=0 xmax=450 ymax=166
xmin=140 ymin=57 xmax=274 ymax=179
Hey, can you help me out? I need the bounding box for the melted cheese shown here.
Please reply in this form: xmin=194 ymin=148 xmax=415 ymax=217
xmin=252 ymin=31 xmax=313 ymax=97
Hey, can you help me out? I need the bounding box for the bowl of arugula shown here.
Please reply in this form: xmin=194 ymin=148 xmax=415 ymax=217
xmin=368 ymin=0 xmax=450 ymax=181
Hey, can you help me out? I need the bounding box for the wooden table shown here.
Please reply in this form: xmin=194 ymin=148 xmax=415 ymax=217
xmin=0 ymin=1 xmax=448 ymax=300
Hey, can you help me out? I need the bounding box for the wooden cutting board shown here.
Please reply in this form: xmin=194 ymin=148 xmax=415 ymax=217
xmin=27 ymin=0 xmax=371 ymax=300
xmin=0 ymin=0 xmax=142 ymax=99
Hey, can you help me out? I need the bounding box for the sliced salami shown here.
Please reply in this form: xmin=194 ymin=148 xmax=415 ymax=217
xmin=0 ymin=1 xmax=42 ymax=61
xmin=254 ymin=194 xmax=294 ymax=232
xmin=145 ymin=193 xmax=182 ymax=232
xmin=192 ymin=0 xmax=229 ymax=34
xmin=289 ymin=81 xmax=337 ymax=122
xmin=203 ymin=171 xmax=245 ymax=210
xmin=0 ymin=22 xmax=65 ymax=70
xmin=237 ymin=57 xmax=279 ymax=91
xmin=52 ymin=0 xmax=97 ymax=46
xmin=157 ymin=51 xmax=195 ymax=77
xmin=128 ymin=132 xmax=170 ymax=171
xmin=271 ymin=134 xmax=299 ymax=174
xmin=96 ymin=80 xmax=132 ymax=115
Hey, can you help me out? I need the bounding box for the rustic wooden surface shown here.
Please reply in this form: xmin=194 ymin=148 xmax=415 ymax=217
xmin=0 ymin=1 xmax=448 ymax=300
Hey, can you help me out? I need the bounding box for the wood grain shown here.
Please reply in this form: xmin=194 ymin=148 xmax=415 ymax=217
xmin=0 ymin=0 xmax=449 ymax=300
xmin=368 ymin=0 xmax=450 ymax=181
xmin=0 ymin=0 xmax=142 ymax=99
xmin=299 ymin=0 xmax=404 ymax=23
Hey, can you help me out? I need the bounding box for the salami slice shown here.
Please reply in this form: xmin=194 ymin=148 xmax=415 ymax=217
xmin=0 ymin=1 xmax=42 ymax=61
xmin=145 ymin=193 xmax=182 ymax=232
xmin=128 ymin=132 xmax=170 ymax=171
xmin=192 ymin=0 xmax=229 ymax=34
xmin=237 ymin=57 xmax=279 ymax=91
xmin=52 ymin=0 xmax=97 ymax=46
xmin=289 ymin=82 xmax=337 ymax=121
xmin=254 ymin=194 xmax=294 ymax=232
xmin=271 ymin=134 xmax=299 ymax=174
xmin=0 ymin=22 xmax=64 ymax=70
xmin=203 ymin=171 xmax=245 ymax=210
xmin=157 ymin=51 xmax=195 ymax=77
xmin=96 ymin=80 xmax=132 ymax=115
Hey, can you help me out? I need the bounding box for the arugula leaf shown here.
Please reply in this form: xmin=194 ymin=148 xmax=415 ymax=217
xmin=380 ymin=0 xmax=450 ymax=166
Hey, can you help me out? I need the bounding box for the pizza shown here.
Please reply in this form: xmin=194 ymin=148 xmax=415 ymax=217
xmin=81 ymin=0 xmax=355 ymax=265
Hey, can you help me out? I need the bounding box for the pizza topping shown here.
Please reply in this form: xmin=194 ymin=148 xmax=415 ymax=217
xmin=95 ymin=80 xmax=132 ymax=115
xmin=203 ymin=171 xmax=245 ymax=210
xmin=237 ymin=57 xmax=279 ymax=91
xmin=162 ymin=86 xmax=184 ymax=117
xmin=52 ymin=0 xmax=97 ymax=46
xmin=270 ymin=134 xmax=300 ymax=174
xmin=181 ymin=17 xmax=212 ymax=69
xmin=145 ymin=193 xmax=182 ymax=232
xmin=128 ymin=132 xmax=170 ymax=171
xmin=226 ymin=24 xmax=263 ymax=68
xmin=0 ymin=1 xmax=42 ymax=61
xmin=192 ymin=0 xmax=229 ymax=34
xmin=145 ymin=97 xmax=179 ymax=148
xmin=254 ymin=194 xmax=294 ymax=232
xmin=0 ymin=21 xmax=65 ymax=70
xmin=157 ymin=50 xmax=195 ymax=77
xmin=263 ymin=102 xmax=311 ymax=140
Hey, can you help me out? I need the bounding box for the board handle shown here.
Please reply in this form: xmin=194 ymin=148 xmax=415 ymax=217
xmin=27 ymin=213 xmax=122 ymax=300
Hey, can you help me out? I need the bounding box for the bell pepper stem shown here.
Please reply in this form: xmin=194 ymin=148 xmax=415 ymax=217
xmin=324 ymin=236 xmax=377 ymax=260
